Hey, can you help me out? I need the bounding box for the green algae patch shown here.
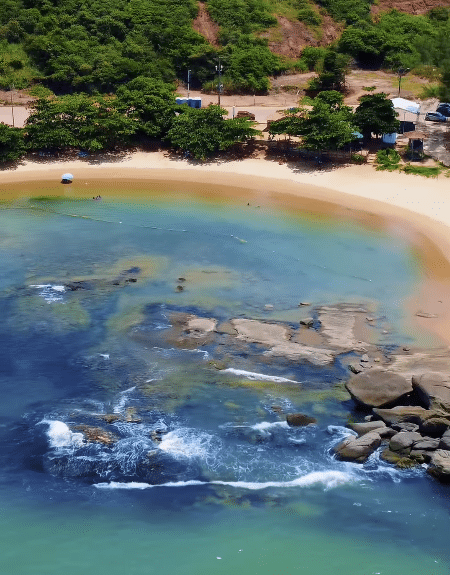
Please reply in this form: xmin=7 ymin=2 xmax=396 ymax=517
xmin=106 ymin=304 xmax=147 ymax=333
xmin=139 ymin=365 xmax=212 ymax=412
xmin=11 ymin=296 xmax=91 ymax=333
xmin=98 ymin=255 xmax=169 ymax=282
xmin=215 ymin=374 xmax=350 ymax=405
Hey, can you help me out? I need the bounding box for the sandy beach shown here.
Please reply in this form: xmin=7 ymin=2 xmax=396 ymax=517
xmin=1 ymin=150 xmax=450 ymax=343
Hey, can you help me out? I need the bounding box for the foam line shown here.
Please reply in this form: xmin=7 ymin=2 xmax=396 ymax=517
xmin=222 ymin=368 xmax=300 ymax=384
xmin=94 ymin=470 xmax=352 ymax=490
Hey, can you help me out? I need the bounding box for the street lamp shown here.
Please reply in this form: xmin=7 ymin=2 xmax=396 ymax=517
xmin=397 ymin=67 xmax=410 ymax=97
xmin=215 ymin=58 xmax=223 ymax=106
xmin=187 ymin=69 xmax=191 ymax=99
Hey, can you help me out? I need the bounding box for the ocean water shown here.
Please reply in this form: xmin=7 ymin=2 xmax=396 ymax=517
xmin=0 ymin=189 xmax=449 ymax=575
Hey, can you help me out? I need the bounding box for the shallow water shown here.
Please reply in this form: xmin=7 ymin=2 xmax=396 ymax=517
xmin=0 ymin=190 xmax=449 ymax=574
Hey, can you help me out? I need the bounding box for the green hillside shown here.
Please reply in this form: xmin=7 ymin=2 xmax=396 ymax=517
xmin=1 ymin=0 xmax=450 ymax=96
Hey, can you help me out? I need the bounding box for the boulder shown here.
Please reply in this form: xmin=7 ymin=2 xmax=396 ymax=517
xmin=439 ymin=429 xmax=450 ymax=450
xmin=391 ymin=422 xmax=419 ymax=432
xmin=373 ymin=406 xmax=429 ymax=426
xmin=286 ymin=413 xmax=317 ymax=427
xmin=348 ymin=421 xmax=387 ymax=435
xmin=389 ymin=431 xmax=422 ymax=453
xmin=428 ymin=450 xmax=450 ymax=481
xmin=346 ymin=369 xmax=413 ymax=408
xmin=412 ymin=372 xmax=450 ymax=411
xmin=413 ymin=437 xmax=440 ymax=450
xmin=419 ymin=416 xmax=450 ymax=437
xmin=380 ymin=449 xmax=416 ymax=468
xmin=334 ymin=431 xmax=381 ymax=463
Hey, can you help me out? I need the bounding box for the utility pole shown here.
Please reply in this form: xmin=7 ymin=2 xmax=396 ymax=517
xmin=187 ymin=69 xmax=191 ymax=99
xmin=215 ymin=58 xmax=223 ymax=106
xmin=10 ymin=84 xmax=15 ymax=127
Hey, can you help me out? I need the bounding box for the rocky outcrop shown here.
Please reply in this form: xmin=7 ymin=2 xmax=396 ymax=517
xmin=373 ymin=405 xmax=429 ymax=426
xmin=334 ymin=431 xmax=382 ymax=462
xmin=346 ymin=370 xmax=413 ymax=408
xmin=348 ymin=421 xmax=387 ymax=435
xmin=412 ymin=372 xmax=450 ymax=411
xmin=428 ymin=450 xmax=450 ymax=481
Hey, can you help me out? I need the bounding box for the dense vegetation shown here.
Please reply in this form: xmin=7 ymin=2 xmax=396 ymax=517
xmin=1 ymin=0 xmax=450 ymax=164
xmin=1 ymin=0 xmax=450 ymax=96
xmin=269 ymin=91 xmax=397 ymax=151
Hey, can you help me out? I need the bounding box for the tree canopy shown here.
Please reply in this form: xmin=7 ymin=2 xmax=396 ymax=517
xmin=354 ymin=92 xmax=400 ymax=139
xmin=0 ymin=123 xmax=25 ymax=162
xmin=165 ymin=104 xmax=259 ymax=159
xmin=25 ymin=94 xmax=137 ymax=152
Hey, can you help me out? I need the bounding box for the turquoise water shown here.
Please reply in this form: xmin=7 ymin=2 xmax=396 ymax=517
xmin=0 ymin=192 xmax=448 ymax=575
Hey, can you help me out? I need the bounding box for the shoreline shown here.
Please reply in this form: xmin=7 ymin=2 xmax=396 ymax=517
xmin=2 ymin=150 xmax=450 ymax=345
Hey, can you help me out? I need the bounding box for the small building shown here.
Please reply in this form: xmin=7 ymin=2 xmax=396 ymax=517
xmin=402 ymin=130 xmax=428 ymax=160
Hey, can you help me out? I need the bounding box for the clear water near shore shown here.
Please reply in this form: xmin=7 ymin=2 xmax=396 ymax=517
xmin=0 ymin=190 xmax=449 ymax=575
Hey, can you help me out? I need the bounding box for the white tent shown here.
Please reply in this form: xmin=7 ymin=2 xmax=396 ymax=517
xmin=391 ymin=97 xmax=420 ymax=114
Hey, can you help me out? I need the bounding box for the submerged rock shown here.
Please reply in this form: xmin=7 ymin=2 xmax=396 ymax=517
xmin=73 ymin=425 xmax=119 ymax=446
xmin=286 ymin=413 xmax=317 ymax=427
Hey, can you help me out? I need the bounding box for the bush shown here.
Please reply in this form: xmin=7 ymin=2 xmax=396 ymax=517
xmin=376 ymin=148 xmax=401 ymax=171
xmin=351 ymin=153 xmax=366 ymax=164
xmin=300 ymin=46 xmax=327 ymax=71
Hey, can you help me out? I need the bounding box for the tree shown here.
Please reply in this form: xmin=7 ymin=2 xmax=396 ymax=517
xmin=300 ymin=91 xmax=356 ymax=151
xmin=25 ymin=94 xmax=136 ymax=152
xmin=309 ymin=50 xmax=350 ymax=93
xmin=354 ymin=92 xmax=400 ymax=139
xmin=165 ymin=104 xmax=260 ymax=160
xmin=116 ymin=77 xmax=177 ymax=139
xmin=268 ymin=108 xmax=305 ymax=139
xmin=0 ymin=123 xmax=25 ymax=163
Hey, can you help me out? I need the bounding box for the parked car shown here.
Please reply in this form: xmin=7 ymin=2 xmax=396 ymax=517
xmin=425 ymin=111 xmax=447 ymax=122
xmin=437 ymin=103 xmax=450 ymax=117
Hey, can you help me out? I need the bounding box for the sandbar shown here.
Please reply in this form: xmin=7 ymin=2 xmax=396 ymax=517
xmin=1 ymin=150 xmax=450 ymax=344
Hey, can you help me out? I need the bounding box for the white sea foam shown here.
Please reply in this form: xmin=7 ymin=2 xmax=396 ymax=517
xmin=40 ymin=420 xmax=85 ymax=449
xmin=94 ymin=470 xmax=353 ymax=490
xmin=95 ymin=481 xmax=154 ymax=490
xmin=222 ymin=368 xmax=300 ymax=384
xmin=250 ymin=421 xmax=289 ymax=432
xmin=29 ymin=284 xmax=66 ymax=303
xmin=113 ymin=386 xmax=136 ymax=414
xmin=158 ymin=429 xmax=215 ymax=459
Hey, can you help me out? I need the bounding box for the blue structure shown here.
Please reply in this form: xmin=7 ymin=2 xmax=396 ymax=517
xmin=175 ymin=97 xmax=202 ymax=108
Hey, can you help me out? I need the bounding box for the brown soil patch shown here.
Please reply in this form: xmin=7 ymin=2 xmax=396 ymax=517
xmin=192 ymin=1 xmax=220 ymax=47
xmin=371 ymin=0 xmax=450 ymax=15
xmin=0 ymin=89 xmax=35 ymax=106
xmin=266 ymin=15 xmax=341 ymax=59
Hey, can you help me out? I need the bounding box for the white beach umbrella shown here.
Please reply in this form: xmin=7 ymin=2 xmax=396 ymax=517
xmin=61 ymin=173 xmax=74 ymax=180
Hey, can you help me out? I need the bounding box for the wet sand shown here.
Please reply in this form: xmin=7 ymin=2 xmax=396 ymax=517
xmin=1 ymin=151 xmax=450 ymax=344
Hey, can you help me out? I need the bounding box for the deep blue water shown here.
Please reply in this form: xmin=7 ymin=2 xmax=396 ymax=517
xmin=0 ymin=191 xmax=448 ymax=575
